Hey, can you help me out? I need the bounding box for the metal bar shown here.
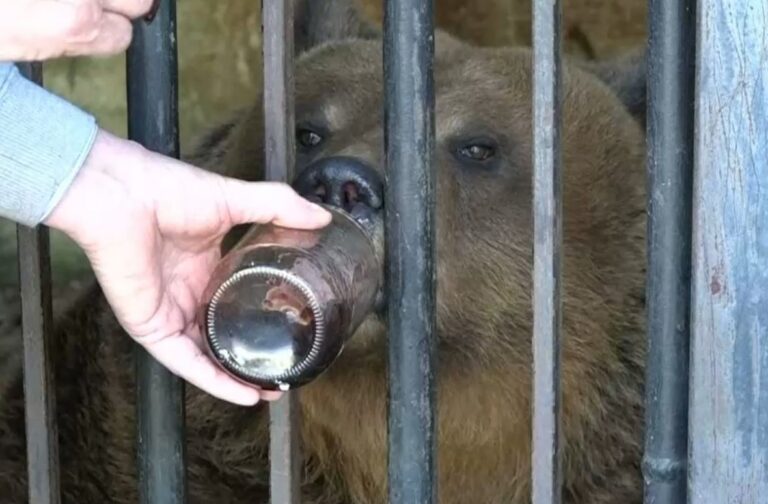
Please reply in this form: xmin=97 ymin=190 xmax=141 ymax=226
xmin=16 ymin=62 xmax=61 ymax=504
xmin=383 ymin=0 xmax=437 ymax=502
xmin=531 ymin=0 xmax=563 ymax=503
xmin=263 ymin=0 xmax=296 ymax=183
xmin=641 ymin=0 xmax=696 ymax=503
xmin=688 ymin=0 xmax=768 ymax=502
xmin=262 ymin=1 xmax=302 ymax=503
xmin=126 ymin=2 xmax=187 ymax=503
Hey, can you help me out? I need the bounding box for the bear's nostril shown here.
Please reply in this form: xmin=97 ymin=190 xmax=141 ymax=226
xmin=293 ymin=157 xmax=383 ymax=214
xmin=314 ymin=184 xmax=327 ymax=200
xmin=342 ymin=182 xmax=360 ymax=207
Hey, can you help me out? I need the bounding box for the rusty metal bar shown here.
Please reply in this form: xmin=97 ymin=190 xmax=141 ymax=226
xmin=262 ymin=0 xmax=302 ymax=502
xmin=383 ymin=0 xmax=438 ymax=502
xmin=531 ymin=0 xmax=564 ymax=503
xmin=688 ymin=0 xmax=768 ymax=502
xmin=126 ymin=1 xmax=187 ymax=503
xmin=16 ymin=62 xmax=61 ymax=504
xmin=642 ymin=0 xmax=696 ymax=502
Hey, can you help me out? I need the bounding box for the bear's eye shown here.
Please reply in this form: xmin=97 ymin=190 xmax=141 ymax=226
xmin=297 ymin=128 xmax=323 ymax=150
xmin=460 ymin=144 xmax=494 ymax=161
xmin=457 ymin=142 xmax=495 ymax=163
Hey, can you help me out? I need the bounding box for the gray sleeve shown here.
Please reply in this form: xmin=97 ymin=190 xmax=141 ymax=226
xmin=0 ymin=62 xmax=98 ymax=227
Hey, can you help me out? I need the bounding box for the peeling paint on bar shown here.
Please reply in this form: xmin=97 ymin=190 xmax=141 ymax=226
xmin=531 ymin=1 xmax=564 ymax=503
xmin=126 ymin=1 xmax=188 ymax=503
xmin=689 ymin=0 xmax=768 ymax=502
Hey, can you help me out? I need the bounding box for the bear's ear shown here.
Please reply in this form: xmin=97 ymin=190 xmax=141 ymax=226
xmin=292 ymin=0 xmax=380 ymax=55
xmin=578 ymin=48 xmax=647 ymax=126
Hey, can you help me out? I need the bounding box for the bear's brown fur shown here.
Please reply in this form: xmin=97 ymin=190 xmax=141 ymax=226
xmin=0 ymin=2 xmax=648 ymax=502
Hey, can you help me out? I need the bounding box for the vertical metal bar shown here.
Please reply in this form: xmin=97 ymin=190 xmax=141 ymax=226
xmin=17 ymin=58 xmax=61 ymax=504
xmin=531 ymin=0 xmax=563 ymax=503
xmin=688 ymin=0 xmax=768 ymax=503
xmin=16 ymin=63 xmax=43 ymax=83
xmin=126 ymin=2 xmax=187 ymax=503
xmin=262 ymin=1 xmax=301 ymax=503
xmin=642 ymin=0 xmax=696 ymax=503
xmin=383 ymin=0 xmax=437 ymax=503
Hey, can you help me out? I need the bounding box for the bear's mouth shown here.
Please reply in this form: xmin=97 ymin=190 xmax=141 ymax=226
xmin=291 ymin=155 xmax=388 ymax=317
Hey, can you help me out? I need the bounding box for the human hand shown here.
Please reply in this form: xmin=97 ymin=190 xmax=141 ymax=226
xmin=0 ymin=0 xmax=155 ymax=61
xmin=45 ymin=130 xmax=332 ymax=406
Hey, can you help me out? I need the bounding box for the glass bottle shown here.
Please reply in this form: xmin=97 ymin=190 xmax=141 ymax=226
xmin=198 ymin=205 xmax=380 ymax=391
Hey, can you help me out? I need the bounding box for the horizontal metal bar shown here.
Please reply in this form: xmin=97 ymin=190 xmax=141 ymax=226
xmin=261 ymin=0 xmax=302 ymax=503
xmin=531 ymin=1 xmax=564 ymax=503
xmin=383 ymin=0 xmax=438 ymax=503
xmin=126 ymin=1 xmax=187 ymax=503
xmin=642 ymin=0 xmax=696 ymax=503
xmin=688 ymin=0 xmax=768 ymax=502
xmin=16 ymin=60 xmax=61 ymax=504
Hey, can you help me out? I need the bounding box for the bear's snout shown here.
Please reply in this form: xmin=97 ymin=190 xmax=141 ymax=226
xmin=294 ymin=156 xmax=384 ymax=223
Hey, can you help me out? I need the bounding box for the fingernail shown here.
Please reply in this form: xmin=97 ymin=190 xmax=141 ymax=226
xmin=261 ymin=390 xmax=284 ymax=401
xmin=232 ymin=386 xmax=261 ymax=406
xmin=309 ymin=202 xmax=331 ymax=217
xmin=241 ymin=394 xmax=261 ymax=407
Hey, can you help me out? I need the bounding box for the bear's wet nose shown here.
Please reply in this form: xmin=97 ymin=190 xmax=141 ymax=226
xmin=293 ymin=157 xmax=383 ymax=214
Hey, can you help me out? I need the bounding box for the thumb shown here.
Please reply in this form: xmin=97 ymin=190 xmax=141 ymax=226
xmin=220 ymin=179 xmax=332 ymax=229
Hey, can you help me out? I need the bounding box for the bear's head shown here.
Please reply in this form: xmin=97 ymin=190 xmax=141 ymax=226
xmin=189 ymin=1 xmax=648 ymax=501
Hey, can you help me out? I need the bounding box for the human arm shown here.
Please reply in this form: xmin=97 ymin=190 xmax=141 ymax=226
xmin=1 ymin=64 xmax=331 ymax=404
xmin=1 ymin=0 xmax=333 ymax=405
xmin=0 ymin=61 xmax=98 ymax=226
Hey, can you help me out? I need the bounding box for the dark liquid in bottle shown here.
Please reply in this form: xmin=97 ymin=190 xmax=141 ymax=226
xmin=201 ymin=205 xmax=379 ymax=390
xmin=206 ymin=268 xmax=325 ymax=388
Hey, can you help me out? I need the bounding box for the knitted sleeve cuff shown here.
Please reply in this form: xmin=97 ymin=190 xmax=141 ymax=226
xmin=0 ymin=62 xmax=98 ymax=227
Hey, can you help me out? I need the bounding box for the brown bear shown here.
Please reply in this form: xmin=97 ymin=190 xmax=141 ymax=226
xmin=0 ymin=1 xmax=648 ymax=502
